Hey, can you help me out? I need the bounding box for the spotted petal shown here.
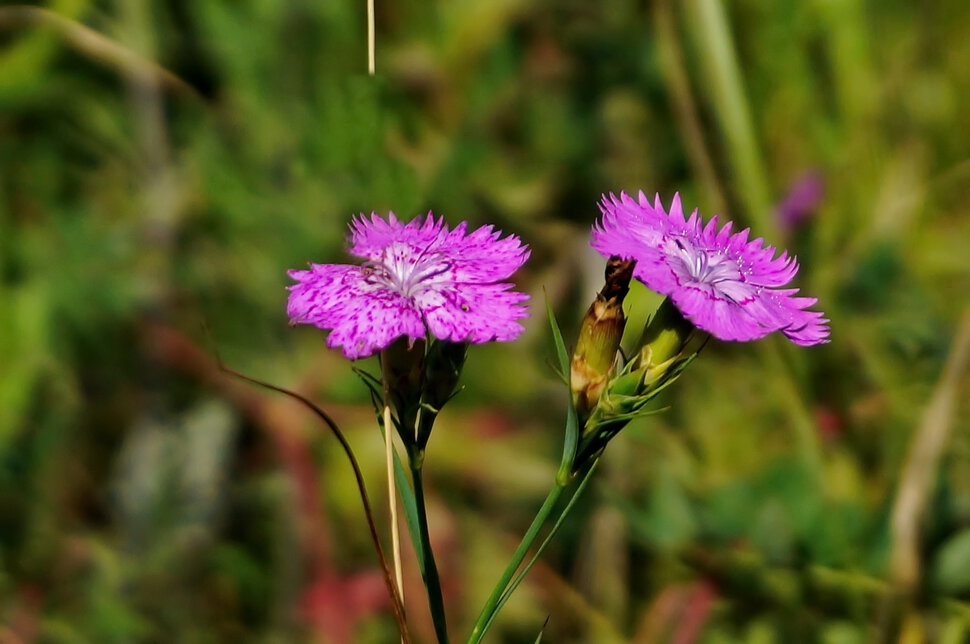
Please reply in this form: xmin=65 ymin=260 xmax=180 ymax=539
xmin=288 ymin=263 xmax=426 ymax=359
xmin=288 ymin=213 xmax=531 ymax=359
xmin=415 ymin=284 xmax=530 ymax=344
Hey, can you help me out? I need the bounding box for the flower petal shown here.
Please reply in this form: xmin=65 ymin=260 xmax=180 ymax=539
xmin=670 ymin=283 xmax=773 ymax=342
xmin=287 ymin=263 xmax=425 ymax=359
xmin=439 ymin=222 xmax=531 ymax=283
xmin=347 ymin=212 xmax=448 ymax=261
xmin=347 ymin=212 xmax=530 ymax=284
xmin=288 ymin=210 xmax=532 ymax=358
xmin=415 ymin=284 xmax=530 ymax=344
xmin=591 ymin=191 xmax=830 ymax=346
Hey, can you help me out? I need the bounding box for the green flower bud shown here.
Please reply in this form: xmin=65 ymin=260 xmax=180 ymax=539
xmin=571 ymin=257 xmax=635 ymax=423
xmin=417 ymin=340 xmax=468 ymax=448
xmin=380 ymin=337 xmax=468 ymax=450
xmin=633 ymin=297 xmax=698 ymax=388
xmin=381 ymin=338 xmax=427 ymax=444
xmin=574 ymin=297 xmax=705 ymax=470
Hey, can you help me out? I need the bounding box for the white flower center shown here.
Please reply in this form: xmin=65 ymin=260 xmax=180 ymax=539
xmin=671 ymin=238 xmax=741 ymax=285
xmin=361 ymin=241 xmax=453 ymax=297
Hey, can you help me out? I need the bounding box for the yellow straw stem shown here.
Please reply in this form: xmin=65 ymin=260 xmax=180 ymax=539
xmin=890 ymin=309 xmax=970 ymax=589
xmin=367 ymin=0 xmax=375 ymax=75
xmin=384 ymin=404 xmax=405 ymax=604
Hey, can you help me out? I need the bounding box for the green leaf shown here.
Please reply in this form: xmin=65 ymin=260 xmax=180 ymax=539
xmin=486 ymin=460 xmax=600 ymax=633
xmin=546 ymin=291 xmax=580 ymax=479
xmin=557 ymin=397 xmax=580 ymax=484
xmin=352 ymin=366 xmax=384 ymax=402
xmin=932 ymin=529 xmax=970 ymax=594
xmin=545 ymin=288 xmax=571 ymax=376
xmin=534 ymin=616 xmax=551 ymax=643
xmin=394 ymin=454 xmax=424 ymax=572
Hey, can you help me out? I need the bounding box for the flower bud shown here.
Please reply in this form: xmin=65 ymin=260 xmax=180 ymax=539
xmin=416 ymin=340 xmax=468 ymax=447
xmin=381 ymin=338 xmax=468 ymax=449
xmin=574 ymin=296 xmax=704 ymax=470
xmin=381 ymin=338 xmax=427 ymax=443
xmin=633 ymin=296 xmax=698 ymax=388
xmin=571 ymin=257 xmax=635 ymax=422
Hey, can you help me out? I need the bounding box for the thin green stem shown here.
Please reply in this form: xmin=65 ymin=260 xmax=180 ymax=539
xmin=652 ymin=0 xmax=727 ymax=217
xmin=467 ymin=482 xmax=567 ymax=643
xmin=412 ymin=459 xmax=450 ymax=643
xmin=480 ymin=460 xmax=600 ymax=637
xmin=683 ymin=0 xmax=774 ymax=237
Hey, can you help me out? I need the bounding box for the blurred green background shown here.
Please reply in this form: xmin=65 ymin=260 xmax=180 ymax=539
xmin=2 ymin=0 xmax=970 ymax=642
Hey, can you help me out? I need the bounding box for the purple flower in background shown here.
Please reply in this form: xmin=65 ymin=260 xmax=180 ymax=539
xmin=777 ymin=170 xmax=825 ymax=232
xmin=591 ymin=192 xmax=829 ymax=346
xmin=288 ymin=213 xmax=530 ymax=359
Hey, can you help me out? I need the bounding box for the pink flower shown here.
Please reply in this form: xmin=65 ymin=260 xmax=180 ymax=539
xmin=777 ymin=170 xmax=825 ymax=232
xmin=288 ymin=213 xmax=530 ymax=359
xmin=591 ymin=192 xmax=829 ymax=346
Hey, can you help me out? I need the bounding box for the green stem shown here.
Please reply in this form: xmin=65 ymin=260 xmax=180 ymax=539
xmin=652 ymin=0 xmax=728 ymax=216
xmin=467 ymin=482 xmax=567 ymax=643
xmin=479 ymin=460 xmax=600 ymax=637
xmin=684 ymin=0 xmax=774 ymax=237
xmin=412 ymin=458 xmax=450 ymax=644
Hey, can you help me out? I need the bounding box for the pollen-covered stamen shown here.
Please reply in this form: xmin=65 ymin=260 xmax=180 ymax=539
xmin=362 ymin=242 xmax=455 ymax=297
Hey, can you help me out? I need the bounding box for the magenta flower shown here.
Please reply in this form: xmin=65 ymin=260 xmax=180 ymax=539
xmin=777 ymin=170 xmax=825 ymax=232
xmin=287 ymin=212 xmax=530 ymax=359
xmin=591 ymin=192 xmax=829 ymax=346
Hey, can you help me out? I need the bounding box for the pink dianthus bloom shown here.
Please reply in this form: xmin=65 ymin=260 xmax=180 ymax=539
xmin=288 ymin=212 xmax=530 ymax=359
xmin=591 ymin=192 xmax=829 ymax=346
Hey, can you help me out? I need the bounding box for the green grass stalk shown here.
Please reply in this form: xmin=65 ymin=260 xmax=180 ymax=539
xmin=467 ymin=483 xmax=567 ymax=643
xmin=411 ymin=459 xmax=450 ymax=643
xmin=683 ymin=0 xmax=774 ymax=237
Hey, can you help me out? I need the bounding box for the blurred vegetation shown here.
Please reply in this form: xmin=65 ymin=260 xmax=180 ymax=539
xmin=2 ymin=0 xmax=970 ymax=642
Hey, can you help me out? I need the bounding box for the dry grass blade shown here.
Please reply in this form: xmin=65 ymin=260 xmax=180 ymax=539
xmin=889 ymin=309 xmax=970 ymax=589
xmin=0 ymin=5 xmax=200 ymax=99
